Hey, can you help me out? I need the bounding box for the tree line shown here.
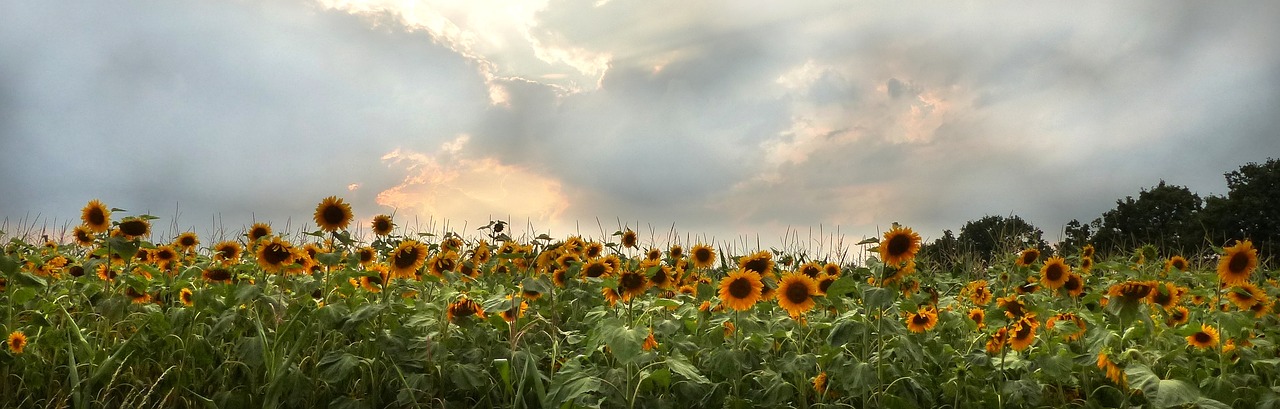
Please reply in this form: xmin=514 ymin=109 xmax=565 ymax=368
xmin=920 ymin=158 xmax=1278 ymax=273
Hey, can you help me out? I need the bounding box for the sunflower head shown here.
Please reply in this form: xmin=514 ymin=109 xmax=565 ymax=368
xmin=1166 ymin=306 xmax=1190 ymax=327
xmin=1009 ymin=314 xmax=1039 ymax=351
xmin=389 ymin=240 xmax=429 ymax=279
xmin=118 ymin=217 xmax=151 ymax=239
xmin=691 ymin=244 xmax=716 ymax=269
xmin=313 ymin=196 xmax=353 ymax=232
xmin=72 ymin=225 xmax=95 ymax=247
xmin=880 ymin=225 xmax=922 ymax=266
xmin=618 ymin=269 xmax=650 ymax=301
xmin=255 ymin=237 xmax=295 ymax=273
xmin=213 ymin=241 xmax=242 ymax=263
xmin=174 ymin=232 xmax=199 ymax=251
xmin=1187 ymin=323 xmax=1220 ymax=349
xmin=1016 ymin=248 xmax=1040 ymax=267
xmin=446 ymin=297 xmax=485 ymax=322
xmin=1040 ymin=256 xmax=1070 ymax=290
xmin=1164 ymin=255 xmax=1189 ymax=273
xmin=7 ymin=331 xmax=27 ymax=355
xmin=584 ymin=241 xmax=605 ymax=259
xmin=81 ymin=200 xmax=111 ymax=233
xmin=179 ymin=288 xmax=194 ymax=307
xmin=371 ymin=214 xmax=395 ymax=236
xmin=1217 ymin=240 xmax=1258 ymax=286
xmin=968 ymin=308 xmax=986 ymax=329
xmin=620 ymin=229 xmax=638 ymax=249
xmin=248 ymin=223 xmax=272 ymax=243
xmin=905 ymin=305 xmax=939 ymax=333
xmin=718 ymin=269 xmax=764 ymax=312
xmin=738 ymin=251 xmax=774 ymax=276
xmin=777 ymin=273 xmax=819 ymax=318
xmin=668 ymin=244 xmax=684 ymax=260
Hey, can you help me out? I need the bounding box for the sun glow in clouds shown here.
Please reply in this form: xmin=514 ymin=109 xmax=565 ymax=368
xmin=377 ymin=135 xmax=570 ymax=232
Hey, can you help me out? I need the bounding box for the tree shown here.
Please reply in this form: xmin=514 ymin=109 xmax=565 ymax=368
xmin=1055 ymin=219 xmax=1092 ymax=257
xmin=1202 ymin=158 xmax=1280 ymax=259
xmin=1090 ymin=181 xmax=1203 ymax=257
xmin=955 ymin=215 xmax=1050 ymax=266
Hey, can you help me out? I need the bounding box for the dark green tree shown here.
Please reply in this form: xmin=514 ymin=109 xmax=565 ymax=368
xmin=955 ymin=215 xmax=1050 ymax=266
xmin=1202 ymin=158 xmax=1279 ymax=259
xmin=1055 ymin=218 xmax=1092 ymax=257
xmin=1090 ymin=181 xmax=1203 ymax=257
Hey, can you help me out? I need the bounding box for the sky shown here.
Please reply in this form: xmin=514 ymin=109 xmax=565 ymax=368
xmin=2 ymin=1 xmax=1279 ymax=253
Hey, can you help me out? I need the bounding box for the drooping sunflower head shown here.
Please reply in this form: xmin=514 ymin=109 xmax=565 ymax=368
xmin=247 ymin=223 xmax=272 ymax=243
xmin=1079 ymin=257 xmax=1094 ymax=274
xmin=203 ymin=267 xmax=233 ymax=283
xmin=777 ymin=273 xmax=819 ymax=318
xmin=620 ymin=229 xmax=638 ymax=249
xmin=1217 ymin=240 xmax=1258 ymax=286
xmin=255 ymin=237 xmax=295 ymax=273
xmin=718 ymin=269 xmax=764 ymax=312
xmin=446 ymin=297 xmax=485 ymax=322
xmin=985 ymin=328 xmax=1009 ymax=355
xmin=738 ymin=251 xmax=774 ymax=276
xmin=1186 ymin=323 xmax=1220 ymax=349
xmin=81 ymin=199 xmax=111 ymax=233
xmin=313 ymin=196 xmax=353 ymax=232
xmin=7 ymin=331 xmax=27 ymax=355
xmin=691 ymin=244 xmax=716 ymax=269
xmin=880 ymin=225 xmax=922 ymax=266
xmin=371 ymin=214 xmax=395 ymax=236
xmin=118 ymin=217 xmax=151 ymax=239
xmin=1016 ymin=248 xmax=1040 ymax=267
xmin=1040 ymin=256 xmax=1070 ymax=290
xmin=1108 ymin=281 xmax=1155 ymax=305
xmin=1226 ymin=283 xmax=1266 ymax=311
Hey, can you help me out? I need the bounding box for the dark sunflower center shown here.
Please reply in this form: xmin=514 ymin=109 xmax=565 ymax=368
xmin=87 ymin=208 xmax=106 ymax=225
xmin=1152 ymin=291 xmax=1172 ymax=305
xmin=1172 ymin=310 xmax=1185 ymax=320
xmin=1021 ymin=252 xmax=1038 ymax=265
xmin=585 ymin=263 xmax=606 ymax=278
xmin=801 ymin=265 xmax=820 ymax=278
xmin=818 ymin=278 xmax=834 ymax=294
xmin=322 ymin=205 xmax=347 ymax=225
xmin=784 ymin=282 xmax=810 ymax=304
xmin=263 ymin=244 xmax=291 ymax=264
xmin=1193 ymin=332 xmax=1212 ymax=343
xmin=359 ymin=250 xmax=374 ymax=263
xmin=435 ymin=258 xmax=455 ymax=272
xmin=694 ymin=249 xmax=713 ymax=263
xmin=206 ymin=268 xmax=231 ymax=281
xmin=728 ymin=277 xmax=753 ymax=298
xmin=120 ymin=220 xmax=148 ymax=236
xmin=374 ymin=219 xmax=392 ymax=233
xmin=912 ymin=314 xmax=931 ymax=325
xmin=652 ymin=269 xmax=668 ymax=285
xmin=742 ymin=258 xmax=769 ymax=274
xmin=180 ymin=236 xmax=196 ymax=247
xmin=1228 ymin=253 xmax=1249 ymax=273
xmin=1064 ymin=276 xmax=1081 ymax=291
xmin=157 ymin=250 xmax=175 ymax=261
xmin=621 ymin=272 xmax=646 ymax=290
xmin=393 ymin=248 xmax=419 ymax=269
xmin=218 ymin=246 xmax=236 ymax=258
xmin=1015 ymin=324 xmax=1033 ymax=338
xmin=1172 ymin=259 xmax=1186 ymax=270
xmin=250 ymin=228 xmax=269 ymax=240
xmin=886 ymin=235 xmax=912 ymax=257
xmin=1045 ymin=264 xmax=1065 ymax=281
xmin=586 ymin=246 xmax=602 ymax=258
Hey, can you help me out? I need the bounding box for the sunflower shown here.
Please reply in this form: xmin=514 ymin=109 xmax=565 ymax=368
xmin=618 ymin=269 xmax=650 ymax=301
xmin=125 ymin=286 xmax=152 ymax=304
xmin=1016 ymin=248 xmax=1040 ymax=267
xmin=428 ymin=251 xmax=460 ymax=278
xmin=118 ymin=217 xmax=150 ymax=239
xmin=1046 ymin=312 xmax=1086 ymax=341
xmin=1226 ymin=283 xmax=1266 ymax=311
xmin=522 ymin=286 xmax=543 ymax=301
xmin=1078 ymin=257 xmax=1094 ymax=274
xmin=880 ymin=225 xmax=922 ymax=266
xmin=816 ymin=274 xmax=837 ymax=295
xmin=371 ymin=214 xmax=395 ymax=236
xmin=797 ymin=262 xmax=822 ymax=279
xmin=1097 ymin=352 xmax=1126 ymax=387
xmin=584 ymin=241 xmax=605 ymax=259
xmin=174 ymin=232 xmax=199 ymax=251
xmin=1148 ymin=282 xmax=1182 ymax=309
xmin=211 ymin=241 xmax=241 ymax=264
xmin=247 ymin=223 xmax=272 ymax=243
xmin=1164 ymin=255 xmax=1189 ymax=273
xmin=962 ymin=280 xmax=993 ymax=306
xmin=813 ymin=372 xmax=830 ymax=397
xmin=986 ymin=328 xmax=1009 ymax=355
xmin=1107 ymin=281 xmax=1155 ymax=306
xmin=1081 ymin=244 xmax=1095 ymax=259
xmin=718 ymin=269 xmax=764 ymax=311
xmin=621 ymin=229 xmax=638 ymax=249
xmin=72 ymin=225 xmax=95 ymax=246
xmin=1250 ymin=300 xmax=1272 ymax=318
xmin=1063 ymin=273 xmax=1085 ymax=298
xmin=643 ymin=248 xmax=660 ymax=262
xmin=738 ymin=251 xmax=774 ymax=276
xmin=998 ymin=295 xmax=1028 ymax=318
xmin=470 ymin=241 xmax=492 ymax=265
xmin=81 ymin=200 xmax=111 ymax=233
xmin=255 ymin=237 xmax=295 ymax=273
xmin=691 ymin=244 xmax=716 ymax=269
xmin=579 ymin=258 xmax=611 ymax=280
xmin=178 ymin=288 xmax=194 ymax=307
xmin=360 ymin=265 xmax=390 ymax=293
xmin=389 ymin=240 xmax=429 ymax=278
xmin=602 ymin=287 xmax=621 ymax=307
xmin=203 ymin=267 xmax=233 ymax=283
xmin=446 ymin=297 xmax=485 ymax=322
xmin=356 ymin=246 xmax=377 ymax=266
xmin=562 ymin=236 xmax=586 ymax=255
xmin=7 ymin=331 xmax=26 ymax=355
xmin=1217 ymin=240 xmax=1258 ymax=286
xmin=776 ymin=273 xmax=819 ymax=317
xmin=968 ymin=308 xmax=986 ymax=329
xmin=647 ymin=262 xmax=675 ymax=289
xmin=1009 ymin=314 xmax=1039 ymax=351
xmin=1040 ymin=256 xmax=1070 ymax=290
xmin=313 ymin=196 xmax=353 ymax=232
xmin=501 ymin=295 xmax=528 ymax=322
xmin=905 ymin=305 xmax=939 ymax=333
xmin=1187 ymin=323 xmax=1219 ymax=349
xmin=1166 ymin=306 xmax=1190 ymax=327
xmin=153 ymin=245 xmax=178 ymax=269
xmin=642 ymin=330 xmax=659 ymax=351
xmin=668 ymin=244 xmax=684 ymax=260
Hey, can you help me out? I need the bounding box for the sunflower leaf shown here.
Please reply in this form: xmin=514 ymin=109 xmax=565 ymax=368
xmin=0 ymin=254 xmax=18 ymax=275
xmin=824 ymin=276 xmax=858 ymax=297
xmin=666 ymin=356 xmax=710 ymax=384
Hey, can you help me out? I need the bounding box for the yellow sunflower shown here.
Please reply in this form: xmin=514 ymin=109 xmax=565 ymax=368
xmin=815 ymin=273 xmax=837 ymax=295
xmin=618 ymin=269 xmax=650 ymax=302
xmin=797 ymin=262 xmax=822 ymax=279
xmin=584 ymin=241 xmax=605 ymax=259
xmin=1186 ymin=323 xmax=1219 ymax=349
xmin=691 ymin=244 xmax=716 ymax=269
xmin=880 ymin=225 xmax=922 ymax=266
xmin=738 ymin=251 xmax=775 ymax=276
xmin=446 ymin=297 xmax=485 ymax=322
xmin=356 ymin=246 xmax=377 ymax=266
xmin=1107 ymin=280 xmax=1155 ymax=306
xmin=213 ymin=241 xmax=242 ymax=264
xmin=1148 ymin=282 xmax=1182 ymax=309
xmin=1009 ymin=314 xmax=1039 ymax=351
xmin=1063 ymin=273 xmax=1085 ymax=298
xmin=621 ymin=229 xmax=638 ymax=249
xmin=1164 ymin=255 xmax=1189 ymax=273
xmin=1081 ymin=244 xmax=1095 ymax=259
xmin=968 ymin=308 xmax=986 ymax=329
xmin=255 ymin=237 xmax=295 ymax=273
xmin=501 ymin=295 xmax=528 ymax=322
xmin=1078 ymin=257 xmax=1094 ymax=274
xmin=1040 ymin=256 xmax=1070 ymax=290
xmin=669 ymin=244 xmax=684 ymax=260
xmin=986 ymin=328 xmax=1009 ymax=355
xmin=81 ymin=199 xmax=111 ymax=233
xmin=642 ymin=330 xmax=659 ymax=351
xmin=312 ymin=196 xmax=353 ymax=232
xmin=427 ymin=250 xmax=460 ymax=278
xmin=72 ymin=225 xmax=95 ymax=246
xmin=602 ymin=287 xmax=621 ymax=307
xmin=179 ymin=288 xmax=195 ymax=307
xmin=7 ymin=331 xmax=27 ymax=355
xmin=718 ymin=269 xmax=764 ymax=311
xmin=647 ymin=262 xmax=675 ymax=289
xmin=581 ymin=258 xmax=612 ymax=279
xmin=1097 ymin=352 xmax=1126 ymax=387
xmin=1217 ymin=240 xmax=1258 ymax=286
xmin=174 ymin=232 xmax=199 ymax=251
xmin=203 ymin=267 xmax=233 ymax=283
xmin=389 ymin=240 xmax=428 ymax=278
xmin=247 ymin=223 xmax=272 ymax=243
xmin=118 ymin=217 xmax=150 ymax=239
xmin=371 ymin=214 xmax=394 ymax=236
xmin=1226 ymin=283 xmax=1266 ymax=311
xmin=1015 ymin=248 xmax=1040 ymax=267
xmin=905 ymin=305 xmax=939 ymax=333
xmin=1166 ymin=306 xmax=1190 ymax=327
xmin=776 ymin=273 xmax=819 ymax=317
xmin=963 ymin=280 xmax=993 ymax=306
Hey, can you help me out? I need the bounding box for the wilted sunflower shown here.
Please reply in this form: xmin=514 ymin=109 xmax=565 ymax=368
xmin=371 ymin=214 xmax=394 ymax=236
xmin=738 ymin=251 xmax=775 ymax=276
xmin=1097 ymin=352 xmax=1126 ymax=387
xmin=718 ymin=269 xmax=764 ymax=311
xmin=203 ymin=267 xmax=233 ymax=283
xmin=247 ymin=223 xmax=272 ymax=243
xmin=582 ymin=259 xmax=612 ymax=279
xmin=1046 ymin=312 xmax=1086 ymax=342
xmin=255 ymin=237 xmax=295 ymax=273
xmin=313 ymin=196 xmax=353 ymax=232
xmin=179 ymin=288 xmax=194 ymax=307
xmin=1164 ymin=255 xmax=1189 ymax=273
xmin=446 ymin=297 xmax=485 ymax=322
xmin=691 ymin=244 xmax=716 ymax=269
xmin=880 ymin=225 xmax=922 ymax=266
xmin=1166 ymin=306 xmax=1190 ymax=327
xmin=81 ymin=200 xmax=111 ymax=233
xmin=777 ymin=273 xmax=819 ymax=317
xmin=1009 ymin=314 xmax=1039 ymax=351
xmin=389 ymin=240 xmax=428 ymax=278
xmin=1015 ymin=248 xmax=1040 ymax=267
xmin=1217 ymin=240 xmax=1258 ymax=286
xmin=620 ymin=229 xmax=638 ymax=249
xmin=642 ymin=330 xmax=659 ymax=351
xmin=118 ymin=217 xmax=150 ymax=239
xmin=72 ymin=225 xmax=95 ymax=247
xmin=1187 ymin=323 xmax=1220 ymax=349
xmin=905 ymin=305 xmax=939 ymax=333
xmin=618 ymin=269 xmax=650 ymax=301
xmin=174 ymin=232 xmax=199 ymax=251
xmin=968 ymin=308 xmax=986 ymax=329
xmin=1040 ymin=256 xmax=1070 ymax=290
xmin=1226 ymin=283 xmax=1266 ymax=311
xmin=813 ymin=372 xmax=830 ymax=397
xmin=986 ymin=328 xmax=1009 ymax=355
xmin=501 ymin=295 xmax=528 ymax=322
xmin=7 ymin=331 xmax=27 ymax=355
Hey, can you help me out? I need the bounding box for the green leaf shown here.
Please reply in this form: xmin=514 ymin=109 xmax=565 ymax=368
xmin=824 ymin=276 xmax=858 ymax=297
xmin=318 ymin=351 xmax=362 ymax=384
xmin=0 ymin=254 xmax=18 ymax=275
xmin=666 ymin=356 xmax=710 ymax=384
xmin=13 ymin=272 xmax=48 ymax=288
xmin=103 ymin=236 xmax=140 ymax=261
xmin=863 ymin=287 xmax=895 ymax=310
xmin=1153 ymin=379 xmax=1200 ymax=408
xmin=10 ymin=287 xmax=38 ymax=305
xmin=598 ymin=321 xmax=644 ymax=364
xmin=828 ymin=320 xmax=865 ymax=347
xmin=316 ymin=252 xmax=344 ymax=266
xmin=544 ymin=360 xmax=600 ymax=408
xmin=1125 ymin=364 xmax=1160 ymax=399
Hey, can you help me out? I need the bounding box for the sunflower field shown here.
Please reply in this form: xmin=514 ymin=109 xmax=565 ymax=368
xmin=1 ymin=198 xmax=1277 ymax=408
